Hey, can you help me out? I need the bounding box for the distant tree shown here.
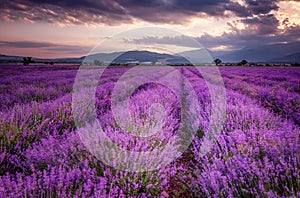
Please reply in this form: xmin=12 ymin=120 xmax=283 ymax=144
xmin=23 ymin=57 xmax=32 ymax=66
xmin=44 ymin=61 xmax=54 ymax=65
xmin=239 ymin=59 xmax=248 ymax=66
xmin=213 ymin=58 xmax=222 ymax=66
xmin=292 ymin=62 xmax=300 ymax=67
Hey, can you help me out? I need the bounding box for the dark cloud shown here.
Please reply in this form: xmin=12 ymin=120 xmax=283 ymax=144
xmin=0 ymin=0 xmax=298 ymax=55
xmin=0 ymin=0 xmax=132 ymax=25
xmin=196 ymin=29 xmax=300 ymax=50
xmin=128 ymin=23 xmax=300 ymax=51
xmin=116 ymin=0 xmax=298 ymax=52
xmin=0 ymin=0 xmax=285 ymax=25
xmin=225 ymin=0 xmax=280 ymax=17
xmin=0 ymin=41 xmax=91 ymax=54
xmin=231 ymin=14 xmax=280 ymax=35
xmin=245 ymin=0 xmax=279 ymax=15
xmin=116 ymin=0 xmax=231 ymax=21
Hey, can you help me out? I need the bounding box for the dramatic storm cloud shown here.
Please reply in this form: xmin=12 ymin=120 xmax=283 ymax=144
xmin=123 ymin=1 xmax=299 ymax=51
xmin=0 ymin=0 xmax=285 ymax=24
xmin=0 ymin=0 xmax=299 ymax=57
xmin=0 ymin=0 xmax=132 ymax=25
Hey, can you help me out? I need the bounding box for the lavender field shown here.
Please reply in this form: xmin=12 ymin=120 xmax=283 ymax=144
xmin=0 ymin=65 xmax=299 ymax=197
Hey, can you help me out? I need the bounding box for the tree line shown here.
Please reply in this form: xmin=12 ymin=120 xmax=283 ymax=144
xmin=213 ymin=58 xmax=248 ymax=66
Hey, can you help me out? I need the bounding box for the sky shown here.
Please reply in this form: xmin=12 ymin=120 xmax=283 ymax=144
xmin=0 ymin=0 xmax=299 ymax=58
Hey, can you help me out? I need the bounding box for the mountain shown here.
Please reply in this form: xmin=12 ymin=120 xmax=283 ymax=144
xmin=0 ymin=54 xmax=23 ymax=62
xmin=52 ymin=57 xmax=84 ymax=63
xmin=83 ymin=52 xmax=123 ymax=63
xmin=177 ymin=49 xmax=213 ymax=64
xmin=115 ymin=50 xmax=175 ymax=63
xmin=84 ymin=50 xmax=189 ymax=64
xmin=0 ymin=54 xmax=84 ymax=63
xmin=212 ymin=42 xmax=300 ymax=63
xmin=1 ymin=42 xmax=299 ymax=64
xmin=271 ymin=52 xmax=300 ymax=63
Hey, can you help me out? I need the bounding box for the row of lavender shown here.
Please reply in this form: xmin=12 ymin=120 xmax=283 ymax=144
xmin=1 ymin=65 xmax=299 ymax=197
xmin=220 ymin=67 xmax=300 ymax=125
xmin=185 ymin=67 xmax=299 ymax=197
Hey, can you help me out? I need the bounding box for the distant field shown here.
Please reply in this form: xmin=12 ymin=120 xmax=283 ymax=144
xmin=0 ymin=65 xmax=299 ymax=197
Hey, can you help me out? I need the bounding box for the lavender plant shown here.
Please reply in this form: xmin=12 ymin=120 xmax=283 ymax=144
xmin=0 ymin=65 xmax=299 ymax=197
